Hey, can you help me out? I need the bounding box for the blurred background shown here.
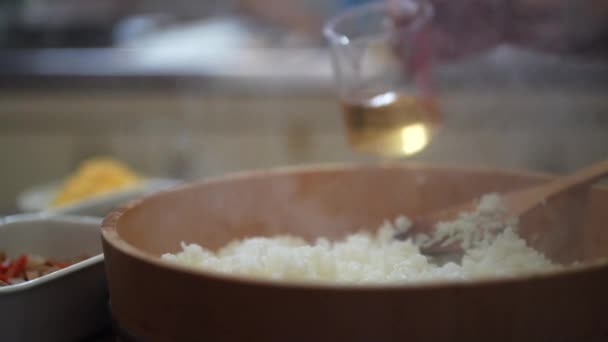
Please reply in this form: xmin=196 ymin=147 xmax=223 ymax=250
xmin=0 ymin=0 xmax=607 ymax=215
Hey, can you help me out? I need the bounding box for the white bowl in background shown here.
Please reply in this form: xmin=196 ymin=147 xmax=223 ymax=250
xmin=17 ymin=178 xmax=182 ymax=217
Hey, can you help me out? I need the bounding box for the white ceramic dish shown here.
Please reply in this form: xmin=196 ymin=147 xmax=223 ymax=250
xmin=0 ymin=215 xmax=108 ymax=342
xmin=17 ymin=178 xmax=181 ymax=217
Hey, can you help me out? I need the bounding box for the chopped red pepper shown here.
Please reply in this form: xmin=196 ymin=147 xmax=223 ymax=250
xmin=0 ymin=274 xmax=9 ymax=284
xmin=0 ymin=252 xmax=87 ymax=286
xmin=6 ymin=255 xmax=28 ymax=279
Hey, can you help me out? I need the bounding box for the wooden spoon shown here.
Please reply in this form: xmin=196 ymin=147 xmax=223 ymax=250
xmin=402 ymin=159 xmax=608 ymax=255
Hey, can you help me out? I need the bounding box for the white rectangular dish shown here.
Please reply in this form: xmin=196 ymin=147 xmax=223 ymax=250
xmin=0 ymin=215 xmax=109 ymax=342
xmin=17 ymin=178 xmax=181 ymax=217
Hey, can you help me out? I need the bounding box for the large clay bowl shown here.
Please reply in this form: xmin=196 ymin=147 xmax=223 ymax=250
xmin=101 ymin=163 xmax=608 ymax=342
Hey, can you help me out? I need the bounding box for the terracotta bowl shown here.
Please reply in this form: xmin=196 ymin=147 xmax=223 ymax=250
xmin=101 ymin=163 xmax=608 ymax=342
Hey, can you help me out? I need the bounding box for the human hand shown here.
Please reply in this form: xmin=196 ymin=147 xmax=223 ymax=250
xmin=391 ymin=0 xmax=608 ymax=61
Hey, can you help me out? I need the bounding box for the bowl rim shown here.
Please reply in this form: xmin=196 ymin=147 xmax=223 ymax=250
xmin=0 ymin=215 xmax=105 ymax=295
xmin=101 ymin=162 xmax=608 ymax=291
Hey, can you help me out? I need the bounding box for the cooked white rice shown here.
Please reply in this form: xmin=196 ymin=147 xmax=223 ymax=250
xmin=162 ymin=194 xmax=559 ymax=284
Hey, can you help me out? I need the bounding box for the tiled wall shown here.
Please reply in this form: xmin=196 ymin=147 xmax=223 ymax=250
xmin=1 ymin=85 xmax=607 ymax=214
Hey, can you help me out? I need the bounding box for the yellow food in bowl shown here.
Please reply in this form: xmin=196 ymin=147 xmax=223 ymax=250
xmin=50 ymin=157 xmax=141 ymax=207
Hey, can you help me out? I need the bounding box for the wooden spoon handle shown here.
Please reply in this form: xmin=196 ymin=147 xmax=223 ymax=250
xmin=510 ymin=159 xmax=608 ymax=216
xmin=537 ymin=159 xmax=608 ymax=196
